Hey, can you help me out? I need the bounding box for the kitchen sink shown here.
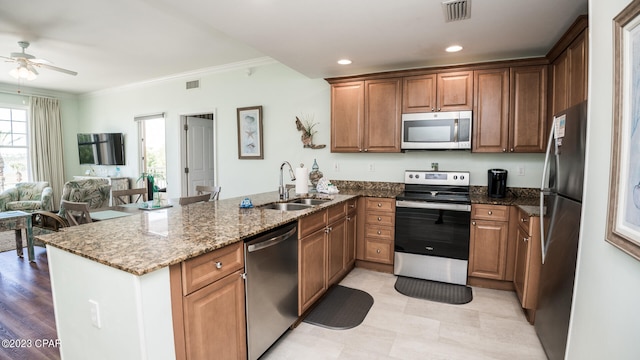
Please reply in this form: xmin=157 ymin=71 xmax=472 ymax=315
xmin=260 ymin=202 xmax=313 ymax=211
xmin=288 ymin=198 xmax=331 ymax=205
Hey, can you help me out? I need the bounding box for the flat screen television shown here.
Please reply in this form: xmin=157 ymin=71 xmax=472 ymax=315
xmin=77 ymin=133 xmax=125 ymax=165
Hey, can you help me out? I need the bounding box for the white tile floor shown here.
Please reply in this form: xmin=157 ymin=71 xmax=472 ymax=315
xmin=263 ymin=268 xmax=547 ymax=360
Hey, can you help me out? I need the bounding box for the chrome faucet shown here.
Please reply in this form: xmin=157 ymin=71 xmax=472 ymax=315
xmin=279 ymin=161 xmax=296 ymax=200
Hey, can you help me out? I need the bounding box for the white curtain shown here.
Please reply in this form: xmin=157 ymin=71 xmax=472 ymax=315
xmin=29 ymin=96 xmax=66 ymax=208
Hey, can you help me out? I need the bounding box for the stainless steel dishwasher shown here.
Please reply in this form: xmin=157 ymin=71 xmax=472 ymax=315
xmin=244 ymin=222 xmax=298 ymax=360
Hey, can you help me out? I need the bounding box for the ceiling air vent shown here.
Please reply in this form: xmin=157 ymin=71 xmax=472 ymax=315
xmin=186 ymin=80 xmax=200 ymax=90
xmin=442 ymin=0 xmax=471 ymax=22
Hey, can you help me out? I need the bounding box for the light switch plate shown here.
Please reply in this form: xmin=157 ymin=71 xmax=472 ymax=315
xmin=89 ymin=299 xmax=102 ymax=329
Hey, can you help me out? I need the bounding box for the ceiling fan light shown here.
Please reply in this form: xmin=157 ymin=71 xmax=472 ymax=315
xmin=9 ymin=67 xmax=20 ymax=79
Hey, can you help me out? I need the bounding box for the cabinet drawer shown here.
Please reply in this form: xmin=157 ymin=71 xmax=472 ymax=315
xmin=328 ymin=202 xmax=346 ymax=224
xmin=471 ymin=204 xmax=509 ymax=221
xmin=346 ymin=198 xmax=357 ymax=214
xmin=182 ymin=242 xmax=244 ymax=295
xmin=364 ymin=238 xmax=393 ymax=264
xmin=515 ymin=207 xmax=533 ymax=234
xmin=365 ymin=198 xmax=395 ymax=212
xmin=299 ymin=209 xmax=328 ymax=238
xmin=365 ymin=212 xmax=395 ymax=227
xmin=364 ymin=225 xmax=394 ymax=240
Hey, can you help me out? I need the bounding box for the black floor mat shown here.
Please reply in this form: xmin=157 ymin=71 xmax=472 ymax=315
xmin=394 ymin=276 xmax=473 ymax=305
xmin=303 ymin=285 xmax=374 ymax=330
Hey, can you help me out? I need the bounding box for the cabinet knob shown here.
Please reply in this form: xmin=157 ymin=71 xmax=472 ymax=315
xmin=347 ymin=216 xmax=352 ymax=221
xmin=521 ymin=217 xmax=528 ymax=223
xmin=523 ymin=237 xmax=529 ymax=243
xmin=377 ymin=217 xmax=382 ymax=221
xmin=377 ymin=203 xmax=382 ymax=207
xmin=376 ymin=249 xmax=381 ymax=254
xmin=510 ymin=148 xmax=514 ymax=152
xmin=502 ymin=148 xmax=507 ymax=152
xmin=431 ymin=107 xmax=435 ymax=112
xmin=488 ymin=211 xmax=493 ymax=215
xmin=377 ymin=230 xmax=382 ymax=235
xmin=437 ymin=108 xmax=441 ymax=111
xmin=364 ymin=149 xmax=368 ymax=152
xmin=472 ymin=221 xmax=476 ymax=226
xmin=215 ymin=261 xmax=222 ymax=269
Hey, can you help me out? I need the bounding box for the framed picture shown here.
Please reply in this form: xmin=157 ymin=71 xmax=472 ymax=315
xmin=237 ymin=106 xmax=263 ymax=159
xmin=607 ymin=0 xmax=640 ymax=260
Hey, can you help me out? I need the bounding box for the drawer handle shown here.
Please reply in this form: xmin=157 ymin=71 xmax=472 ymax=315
xmin=376 ymin=249 xmax=381 ymax=254
xmin=521 ymin=217 xmax=528 ymax=223
xmin=347 ymin=216 xmax=352 ymax=221
xmin=523 ymin=237 xmax=529 ymax=243
xmin=377 ymin=230 xmax=382 ymax=235
xmin=472 ymin=221 xmax=476 ymax=226
xmin=425 ymin=246 xmax=434 ymax=251
xmin=215 ymin=261 xmax=222 ymax=269
xmin=349 ymin=204 xmax=355 ymax=208
xmin=377 ymin=217 xmax=382 ymax=221
xmin=377 ymin=203 xmax=382 ymax=207
xmin=488 ymin=211 xmax=493 ymax=215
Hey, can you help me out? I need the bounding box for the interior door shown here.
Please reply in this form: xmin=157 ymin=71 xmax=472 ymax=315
xmin=184 ymin=116 xmax=215 ymax=195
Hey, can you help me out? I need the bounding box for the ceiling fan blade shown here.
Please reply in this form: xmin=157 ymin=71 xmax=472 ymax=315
xmin=34 ymin=63 xmax=78 ymax=76
xmin=0 ymin=55 xmax=17 ymax=62
xmin=30 ymin=58 xmax=51 ymax=65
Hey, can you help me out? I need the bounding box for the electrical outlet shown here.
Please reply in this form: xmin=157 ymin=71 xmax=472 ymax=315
xmin=89 ymin=299 xmax=102 ymax=329
xmin=368 ymin=163 xmax=375 ymax=172
xmin=333 ymin=162 xmax=340 ymax=172
xmin=517 ymin=165 xmax=525 ymax=176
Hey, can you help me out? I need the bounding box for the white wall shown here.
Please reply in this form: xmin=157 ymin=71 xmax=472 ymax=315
xmin=73 ymin=60 xmax=544 ymax=200
xmin=567 ymin=1 xmax=640 ymax=359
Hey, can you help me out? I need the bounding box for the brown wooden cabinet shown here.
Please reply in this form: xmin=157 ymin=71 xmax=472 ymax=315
xmin=403 ymin=71 xmax=473 ymax=113
xmin=472 ymin=68 xmax=510 ymax=152
xmin=356 ymin=197 xmax=395 ymax=267
xmin=330 ymin=78 xmax=401 ymax=153
xmin=298 ymin=200 xmax=356 ymax=315
xmin=345 ymin=199 xmax=357 ymax=269
xmin=469 ymin=205 xmax=510 ymax=280
xmin=472 ymin=65 xmax=547 ymax=153
xmin=512 ymin=207 xmax=542 ymax=324
xmin=551 ymin=29 xmax=588 ymax=116
xmin=170 ymin=242 xmax=246 ymax=360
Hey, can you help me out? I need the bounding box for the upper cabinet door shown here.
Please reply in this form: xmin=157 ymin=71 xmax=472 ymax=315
xmin=402 ymin=74 xmax=437 ymax=113
xmin=472 ymin=68 xmax=510 ymax=153
xmin=331 ymin=81 xmax=364 ymax=152
xmin=509 ymin=65 xmax=548 ymax=153
xmin=364 ymin=78 xmax=402 ymax=152
xmin=568 ymin=30 xmax=588 ymax=108
xmin=551 ymin=52 xmax=569 ymax=117
xmin=437 ymin=71 xmax=473 ymax=112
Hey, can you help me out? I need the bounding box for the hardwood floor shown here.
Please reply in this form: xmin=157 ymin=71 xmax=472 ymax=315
xmin=0 ymin=247 xmax=60 ymax=360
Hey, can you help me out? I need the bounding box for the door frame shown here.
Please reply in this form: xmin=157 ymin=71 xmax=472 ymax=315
xmin=179 ymin=109 xmax=218 ymax=197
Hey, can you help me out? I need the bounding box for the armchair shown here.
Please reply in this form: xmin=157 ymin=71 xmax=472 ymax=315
xmin=32 ymin=178 xmax=111 ymax=231
xmin=0 ymin=182 xmax=53 ymax=212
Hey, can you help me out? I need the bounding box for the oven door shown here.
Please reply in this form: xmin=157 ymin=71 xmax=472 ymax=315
xmin=394 ymin=201 xmax=471 ymax=260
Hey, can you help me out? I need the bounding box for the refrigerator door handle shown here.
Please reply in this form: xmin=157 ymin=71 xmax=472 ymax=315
xmin=540 ymin=117 xmax=557 ymax=265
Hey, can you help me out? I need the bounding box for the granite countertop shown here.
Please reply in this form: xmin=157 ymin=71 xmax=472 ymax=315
xmin=470 ymin=186 xmax=541 ymax=216
xmin=36 ymin=191 xmax=357 ymax=276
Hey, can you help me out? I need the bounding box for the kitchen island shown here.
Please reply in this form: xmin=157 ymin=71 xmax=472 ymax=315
xmin=37 ymin=191 xmax=357 ymax=360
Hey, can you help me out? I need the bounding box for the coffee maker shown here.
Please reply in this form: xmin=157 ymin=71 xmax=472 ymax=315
xmin=488 ymin=169 xmax=508 ymax=198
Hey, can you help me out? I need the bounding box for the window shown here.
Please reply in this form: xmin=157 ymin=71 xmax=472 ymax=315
xmin=0 ymin=107 xmax=29 ymax=191
xmin=136 ymin=114 xmax=167 ymax=190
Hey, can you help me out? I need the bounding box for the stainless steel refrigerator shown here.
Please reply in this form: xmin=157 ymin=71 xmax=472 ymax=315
xmin=537 ymin=101 xmax=587 ymax=360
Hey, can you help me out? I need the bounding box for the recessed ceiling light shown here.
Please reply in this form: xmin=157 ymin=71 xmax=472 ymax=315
xmin=337 ymin=59 xmax=352 ymax=65
xmin=446 ymin=45 xmax=463 ymax=53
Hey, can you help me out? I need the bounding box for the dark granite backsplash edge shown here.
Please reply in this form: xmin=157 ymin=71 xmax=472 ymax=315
xmin=470 ymin=186 xmax=539 ymax=198
xmin=329 ymin=180 xmax=405 ymax=192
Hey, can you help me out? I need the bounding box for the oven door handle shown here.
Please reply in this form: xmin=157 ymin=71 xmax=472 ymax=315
xmin=396 ymin=200 xmax=471 ymax=212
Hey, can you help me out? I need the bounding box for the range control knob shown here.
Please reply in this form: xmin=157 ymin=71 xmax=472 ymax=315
xmin=460 ymin=175 xmax=465 ymax=180
xmin=409 ymin=174 xmax=413 ymax=178
xmin=453 ymin=175 xmax=458 ymax=180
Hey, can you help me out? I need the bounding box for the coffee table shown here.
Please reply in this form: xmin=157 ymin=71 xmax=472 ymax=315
xmin=0 ymin=211 xmax=35 ymax=262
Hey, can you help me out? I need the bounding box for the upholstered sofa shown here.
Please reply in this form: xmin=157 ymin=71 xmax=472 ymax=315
xmin=0 ymin=181 xmax=54 ymax=212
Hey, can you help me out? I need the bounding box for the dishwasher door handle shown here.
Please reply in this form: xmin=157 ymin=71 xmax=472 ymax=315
xmin=247 ymin=226 xmax=297 ymax=253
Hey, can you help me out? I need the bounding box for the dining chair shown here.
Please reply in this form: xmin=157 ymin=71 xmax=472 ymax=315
xmin=179 ymin=193 xmax=212 ymax=206
xmin=60 ymin=200 xmax=93 ymax=226
xmin=195 ymin=185 xmax=221 ymax=201
xmin=112 ymin=188 xmax=148 ymax=205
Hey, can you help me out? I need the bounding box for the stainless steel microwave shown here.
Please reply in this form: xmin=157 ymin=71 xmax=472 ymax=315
xmin=401 ymin=110 xmax=472 ymax=150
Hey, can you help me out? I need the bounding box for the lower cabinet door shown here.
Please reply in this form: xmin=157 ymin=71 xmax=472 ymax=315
xmin=363 ymin=238 xmax=393 ymax=264
xmin=299 ymin=229 xmax=327 ymax=315
xmin=469 ymin=219 xmax=509 ymax=279
xmin=183 ymin=269 xmax=246 ymax=360
xmin=327 ymin=219 xmax=347 ymax=286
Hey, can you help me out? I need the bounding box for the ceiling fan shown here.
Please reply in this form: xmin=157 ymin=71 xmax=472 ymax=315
xmin=1 ymin=41 xmax=78 ymax=80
